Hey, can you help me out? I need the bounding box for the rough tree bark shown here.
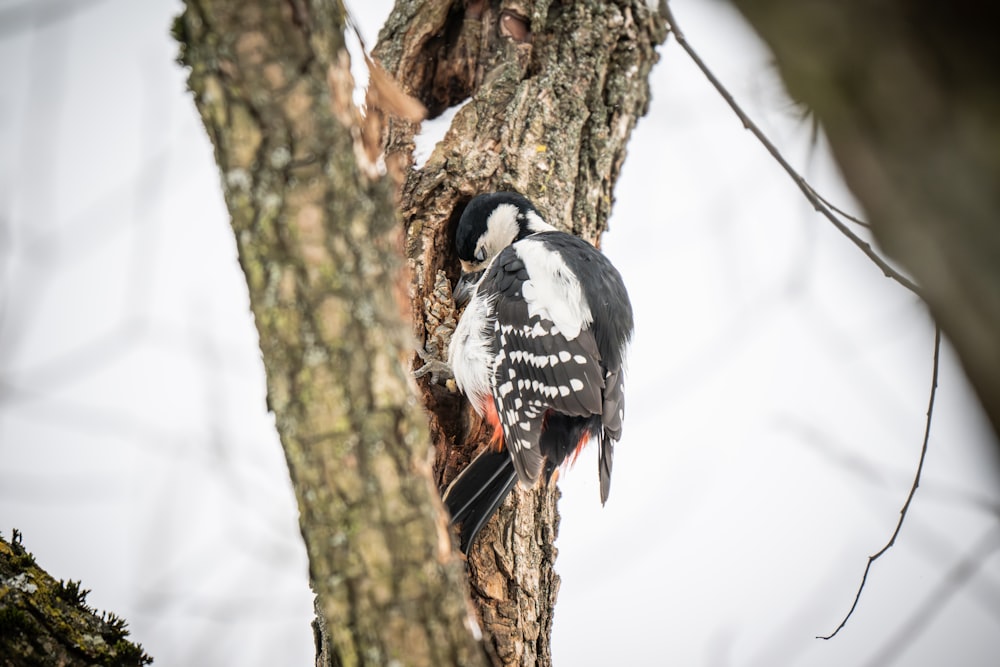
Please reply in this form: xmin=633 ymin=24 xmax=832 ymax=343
xmin=0 ymin=530 xmax=152 ymax=666
xmin=374 ymin=2 xmax=665 ymax=664
xmin=730 ymin=0 xmax=1000 ymax=442
xmin=174 ymin=3 xmax=485 ymax=666
xmin=175 ymin=0 xmax=665 ymax=665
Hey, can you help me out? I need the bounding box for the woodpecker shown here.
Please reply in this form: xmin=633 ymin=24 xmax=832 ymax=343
xmin=443 ymin=191 xmax=633 ymax=554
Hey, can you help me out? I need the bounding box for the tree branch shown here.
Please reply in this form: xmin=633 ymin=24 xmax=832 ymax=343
xmin=729 ymin=0 xmax=1000 ymax=441
xmin=863 ymin=524 xmax=1000 ymax=667
xmin=661 ymin=3 xmax=921 ymax=296
xmin=819 ymin=326 xmax=942 ymax=640
xmin=0 ymin=529 xmax=152 ymax=666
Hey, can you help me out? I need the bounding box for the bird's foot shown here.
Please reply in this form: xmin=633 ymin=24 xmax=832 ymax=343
xmin=414 ymin=346 xmax=455 ymax=386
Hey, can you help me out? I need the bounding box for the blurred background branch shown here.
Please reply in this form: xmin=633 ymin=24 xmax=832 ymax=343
xmin=732 ymin=0 xmax=1000 ymax=443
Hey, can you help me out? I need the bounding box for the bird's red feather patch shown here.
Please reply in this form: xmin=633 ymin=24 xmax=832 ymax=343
xmin=571 ymin=432 xmax=590 ymax=464
xmin=482 ymin=399 xmax=505 ymax=451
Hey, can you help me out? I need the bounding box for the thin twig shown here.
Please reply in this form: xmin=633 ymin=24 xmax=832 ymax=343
xmin=660 ymin=5 xmax=972 ymax=647
xmin=818 ymin=326 xmax=942 ymax=640
xmin=808 ymin=185 xmax=871 ymax=229
xmin=661 ymin=5 xmax=918 ymax=295
xmin=863 ymin=524 xmax=1000 ymax=667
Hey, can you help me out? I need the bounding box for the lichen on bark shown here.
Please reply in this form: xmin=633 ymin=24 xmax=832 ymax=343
xmin=176 ymin=1 xmax=486 ymax=665
xmin=0 ymin=530 xmax=152 ymax=666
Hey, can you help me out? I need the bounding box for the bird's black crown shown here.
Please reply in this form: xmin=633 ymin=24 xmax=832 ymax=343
xmin=454 ymin=191 xmax=538 ymax=262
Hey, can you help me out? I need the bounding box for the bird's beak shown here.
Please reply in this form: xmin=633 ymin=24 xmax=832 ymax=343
xmin=453 ymin=271 xmax=483 ymax=308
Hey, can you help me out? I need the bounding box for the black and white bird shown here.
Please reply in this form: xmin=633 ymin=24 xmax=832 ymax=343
xmin=443 ymin=191 xmax=633 ymax=553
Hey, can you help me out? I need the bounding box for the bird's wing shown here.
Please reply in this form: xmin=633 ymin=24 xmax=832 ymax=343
xmin=483 ymin=247 xmax=606 ymax=486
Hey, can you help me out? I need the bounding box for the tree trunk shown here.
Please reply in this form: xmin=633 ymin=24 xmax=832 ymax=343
xmin=374 ymin=2 xmax=666 ymax=664
xmin=174 ymin=2 xmax=485 ymax=666
xmin=0 ymin=530 xmax=152 ymax=666
xmin=175 ymin=0 xmax=666 ymax=664
xmin=730 ymin=0 xmax=1000 ymax=442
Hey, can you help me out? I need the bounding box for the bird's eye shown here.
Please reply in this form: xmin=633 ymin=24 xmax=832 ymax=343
xmin=475 ymin=247 xmax=486 ymax=262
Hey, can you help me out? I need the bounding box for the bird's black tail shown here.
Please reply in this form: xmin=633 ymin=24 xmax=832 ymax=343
xmin=442 ymin=449 xmax=518 ymax=554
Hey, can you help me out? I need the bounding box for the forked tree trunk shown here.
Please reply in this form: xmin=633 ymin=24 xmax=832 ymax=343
xmin=175 ymin=0 xmax=665 ymax=665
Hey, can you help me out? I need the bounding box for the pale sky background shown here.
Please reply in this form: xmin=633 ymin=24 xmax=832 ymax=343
xmin=1 ymin=1 xmax=999 ymax=666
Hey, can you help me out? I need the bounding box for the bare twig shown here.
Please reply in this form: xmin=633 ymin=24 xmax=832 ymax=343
xmin=661 ymin=7 xmax=978 ymax=647
xmin=818 ymin=326 xmax=942 ymax=640
xmin=807 ymin=185 xmax=871 ymax=229
xmin=661 ymin=5 xmax=918 ymax=295
xmin=863 ymin=524 xmax=1000 ymax=667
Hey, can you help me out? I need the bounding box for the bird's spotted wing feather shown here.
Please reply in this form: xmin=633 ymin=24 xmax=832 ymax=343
xmin=598 ymin=366 xmax=625 ymax=503
xmin=483 ymin=249 xmax=605 ymax=487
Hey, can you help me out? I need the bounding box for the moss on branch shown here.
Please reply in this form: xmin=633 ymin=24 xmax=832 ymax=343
xmin=0 ymin=529 xmax=152 ymax=667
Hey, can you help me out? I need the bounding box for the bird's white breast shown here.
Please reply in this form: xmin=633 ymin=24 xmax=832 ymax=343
xmin=448 ymin=289 xmax=495 ymax=411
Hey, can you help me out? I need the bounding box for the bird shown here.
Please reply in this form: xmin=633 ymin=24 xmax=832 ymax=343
xmin=441 ymin=191 xmax=633 ymax=554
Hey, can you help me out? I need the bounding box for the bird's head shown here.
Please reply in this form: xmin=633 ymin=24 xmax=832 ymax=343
xmin=452 ymin=192 xmax=555 ymax=305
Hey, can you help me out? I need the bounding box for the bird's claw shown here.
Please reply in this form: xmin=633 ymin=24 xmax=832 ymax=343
xmin=414 ymin=347 xmax=454 ymax=385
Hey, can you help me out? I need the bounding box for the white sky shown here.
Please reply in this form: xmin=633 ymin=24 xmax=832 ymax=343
xmin=1 ymin=0 xmax=998 ymax=665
